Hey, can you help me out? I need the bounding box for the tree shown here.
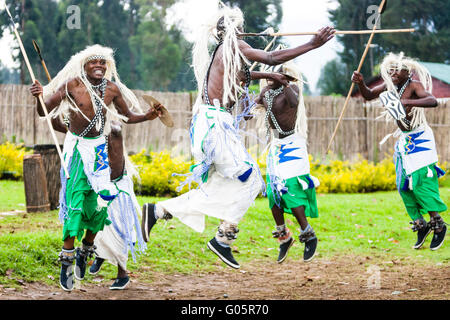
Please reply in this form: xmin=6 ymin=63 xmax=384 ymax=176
xmin=0 ymin=0 xmax=62 ymax=84
xmin=375 ymin=0 xmax=450 ymax=63
xmin=329 ymin=0 xmax=450 ymax=79
xmin=129 ymin=5 xmax=182 ymax=91
xmin=317 ymin=58 xmax=349 ymax=96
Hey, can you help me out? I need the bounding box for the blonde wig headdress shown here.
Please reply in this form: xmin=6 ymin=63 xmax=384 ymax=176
xmin=192 ymin=1 xmax=250 ymax=113
xmin=379 ymin=52 xmax=432 ymax=130
xmin=43 ymin=44 xmax=142 ymax=134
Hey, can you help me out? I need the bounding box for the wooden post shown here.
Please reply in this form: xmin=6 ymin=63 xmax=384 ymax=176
xmin=23 ymin=154 xmax=50 ymax=213
xmin=33 ymin=144 xmax=62 ymax=210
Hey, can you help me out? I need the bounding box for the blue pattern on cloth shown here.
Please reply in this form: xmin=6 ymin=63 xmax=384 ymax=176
xmin=394 ymin=141 xmax=409 ymax=193
xmin=394 ymin=140 xmax=445 ymax=192
xmin=266 ymin=149 xmax=288 ymax=208
xmin=404 ymin=130 xmax=431 ymax=155
xmin=173 ymin=114 xmax=217 ymax=193
xmin=58 ymin=159 xmax=71 ymax=223
xmin=278 ymin=143 xmax=301 ymax=163
xmin=94 ymin=143 xmax=109 ymax=172
xmin=434 ymin=165 xmax=445 ymax=178
xmin=109 ymin=192 xmax=146 ymax=262
xmin=175 ymin=100 xmax=265 ymax=197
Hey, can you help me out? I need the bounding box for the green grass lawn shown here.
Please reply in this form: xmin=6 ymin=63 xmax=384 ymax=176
xmin=0 ymin=180 xmax=448 ymax=287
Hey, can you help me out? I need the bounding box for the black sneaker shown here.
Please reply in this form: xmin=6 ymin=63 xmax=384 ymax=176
xmin=413 ymin=224 xmax=432 ymax=249
xmin=430 ymin=224 xmax=447 ymax=251
xmin=303 ymin=237 xmax=318 ymax=262
xmin=60 ymin=263 xmax=74 ymax=292
xmin=277 ymin=237 xmax=294 ymax=264
xmin=141 ymin=203 xmax=157 ymax=242
xmin=207 ymin=237 xmax=240 ymax=269
xmin=89 ymin=257 xmax=105 ymax=275
xmin=75 ymin=248 xmax=88 ymax=281
xmin=110 ymin=276 xmax=130 ymax=290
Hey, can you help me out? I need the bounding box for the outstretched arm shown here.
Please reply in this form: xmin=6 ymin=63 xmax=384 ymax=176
xmin=111 ymin=84 xmax=162 ymax=123
xmin=239 ymin=27 xmax=335 ymax=66
xmin=351 ymin=71 xmax=386 ymax=100
xmin=401 ymin=82 xmax=438 ymax=108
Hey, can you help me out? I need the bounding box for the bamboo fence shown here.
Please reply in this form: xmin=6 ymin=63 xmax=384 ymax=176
xmin=0 ymin=84 xmax=448 ymax=163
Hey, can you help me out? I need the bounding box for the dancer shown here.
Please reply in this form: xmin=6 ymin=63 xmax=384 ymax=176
xmin=255 ymin=60 xmax=319 ymax=263
xmin=30 ymin=44 xmax=161 ymax=291
xmin=141 ymin=3 xmax=335 ymax=269
xmin=50 ymin=118 xmax=146 ymax=290
xmin=352 ymin=52 xmax=447 ymax=250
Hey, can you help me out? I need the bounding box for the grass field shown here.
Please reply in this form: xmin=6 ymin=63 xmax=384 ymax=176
xmin=0 ymin=180 xmax=448 ymax=288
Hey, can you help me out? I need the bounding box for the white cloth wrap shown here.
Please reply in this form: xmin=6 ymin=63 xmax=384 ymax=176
xmin=62 ymin=132 xmax=118 ymax=197
xmin=268 ymin=133 xmax=311 ymax=181
xmin=94 ymin=175 xmax=145 ymax=270
xmin=58 ymin=132 xmax=119 ymax=222
xmin=158 ymin=104 xmax=264 ymax=233
xmin=394 ymin=124 xmax=438 ymax=175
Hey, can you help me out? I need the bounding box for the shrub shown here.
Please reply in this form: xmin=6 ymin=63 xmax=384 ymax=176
xmin=0 ymin=142 xmax=30 ymax=180
xmin=130 ymin=149 xmax=195 ymax=197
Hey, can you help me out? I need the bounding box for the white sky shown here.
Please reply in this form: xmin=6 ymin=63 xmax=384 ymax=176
xmin=0 ymin=0 xmax=341 ymax=93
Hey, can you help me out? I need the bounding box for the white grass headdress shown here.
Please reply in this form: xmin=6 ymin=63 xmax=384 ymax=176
xmin=43 ymin=44 xmax=142 ymax=132
xmin=379 ymin=52 xmax=432 ymax=130
xmin=192 ymin=1 xmax=249 ymax=112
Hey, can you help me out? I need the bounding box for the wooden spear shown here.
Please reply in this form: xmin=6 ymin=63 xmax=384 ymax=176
xmin=238 ymin=28 xmax=414 ymax=37
xmin=32 ymin=40 xmax=52 ymax=82
xmin=326 ymin=0 xmax=388 ymax=154
xmin=3 ymin=4 xmax=69 ymax=178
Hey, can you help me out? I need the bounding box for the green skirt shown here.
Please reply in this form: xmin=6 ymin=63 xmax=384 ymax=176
xmin=399 ymin=164 xmax=447 ymax=221
xmin=267 ymin=174 xmax=318 ymax=218
xmin=62 ymin=146 xmax=111 ymax=241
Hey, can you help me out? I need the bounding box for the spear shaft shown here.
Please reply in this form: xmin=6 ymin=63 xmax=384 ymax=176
xmin=4 ymin=4 xmax=69 ymax=178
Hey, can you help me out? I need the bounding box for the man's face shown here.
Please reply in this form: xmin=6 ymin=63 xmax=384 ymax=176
xmin=388 ymin=66 xmax=409 ymax=85
xmin=84 ymin=58 xmax=107 ymax=81
xmin=267 ymin=78 xmax=282 ymax=89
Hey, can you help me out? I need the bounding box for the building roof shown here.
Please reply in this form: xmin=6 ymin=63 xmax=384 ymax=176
xmin=419 ymin=62 xmax=450 ymax=84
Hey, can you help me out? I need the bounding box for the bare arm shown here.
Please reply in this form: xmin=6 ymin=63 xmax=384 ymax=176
xmin=29 ymin=80 xmax=69 ymax=116
xmin=351 ymin=71 xmax=386 ymax=100
xmin=111 ymin=83 xmax=162 ymax=123
xmin=51 ymin=116 xmax=68 ymax=134
xmin=401 ymin=81 xmax=438 ymax=108
xmin=250 ymin=71 xmax=291 ymax=86
xmin=239 ymin=27 xmax=335 ymax=66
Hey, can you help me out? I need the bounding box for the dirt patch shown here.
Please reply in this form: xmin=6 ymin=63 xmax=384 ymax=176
xmin=0 ymin=255 xmax=448 ymax=300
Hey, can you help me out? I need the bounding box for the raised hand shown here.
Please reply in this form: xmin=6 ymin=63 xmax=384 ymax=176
xmin=309 ymin=26 xmax=335 ymax=48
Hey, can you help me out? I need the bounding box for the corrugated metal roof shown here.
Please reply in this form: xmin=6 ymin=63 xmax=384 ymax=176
xmin=420 ymin=62 xmax=450 ymax=84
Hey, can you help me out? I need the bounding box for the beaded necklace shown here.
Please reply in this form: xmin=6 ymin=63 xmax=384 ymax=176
xmin=264 ymin=86 xmax=295 ymax=138
xmin=397 ymin=77 xmax=412 ymax=129
xmin=79 ymin=78 xmax=107 ymax=138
